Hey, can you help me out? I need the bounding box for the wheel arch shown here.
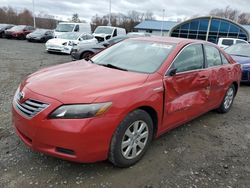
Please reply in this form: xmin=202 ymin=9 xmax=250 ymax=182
xmin=80 ymin=50 xmax=95 ymax=59
xmin=232 ymin=81 xmax=238 ymax=96
xmin=137 ymin=106 xmax=159 ymax=137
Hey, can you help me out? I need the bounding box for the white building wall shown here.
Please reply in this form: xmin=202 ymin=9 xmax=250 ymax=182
xmin=137 ymin=29 xmax=169 ymax=36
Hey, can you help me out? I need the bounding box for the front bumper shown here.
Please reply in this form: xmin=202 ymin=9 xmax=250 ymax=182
xmin=46 ymin=44 xmax=72 ymax=54
xmin=12 ymin=87 xmax=118 ymax=163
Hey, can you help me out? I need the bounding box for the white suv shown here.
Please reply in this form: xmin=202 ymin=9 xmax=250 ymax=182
xmin=218 ymin=38 xmax=248 ymax=49
xmin=93 ymin=26 xmax=126 ymax=42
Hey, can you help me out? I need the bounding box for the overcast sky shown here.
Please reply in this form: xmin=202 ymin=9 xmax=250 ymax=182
xmin=1 ymin=0 xmax=250 ymax=22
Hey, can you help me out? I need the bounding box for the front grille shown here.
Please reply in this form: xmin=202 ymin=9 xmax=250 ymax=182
xmin=242 ymin=72 xmax=249 ymax=81
xmin=14 ymin=97 xmax=49 ymax=118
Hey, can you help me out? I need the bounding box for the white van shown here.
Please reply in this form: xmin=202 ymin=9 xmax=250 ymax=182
xmin=54 ymin=22 xmax=91 ymax=37
xmin=217 ymin=38 xmax=248 ymax=49
xmin=93 ymin=26 xmax=126 ymax=42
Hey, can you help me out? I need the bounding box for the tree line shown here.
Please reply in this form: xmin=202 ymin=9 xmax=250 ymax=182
xmin=0 ymin=7 xmax=57 ymax=29
xmin=209 ymin=6 xmax=250 ymax=24
xmin=0 ymin=6 xmax=249 ymax=32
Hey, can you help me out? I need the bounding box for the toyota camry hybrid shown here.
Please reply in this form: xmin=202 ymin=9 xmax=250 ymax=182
xmin=12 ymin=37 xmax=241 ymax=167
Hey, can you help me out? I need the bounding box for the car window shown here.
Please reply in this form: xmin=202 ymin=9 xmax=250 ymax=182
xmin=113 ymin=29 xmax=117 ymax=37
xmin=86 ymin=34 xmax=93 ymax=40
xmin=204 ymin=45 xmax=222 ymax=67
xmin=170 ymin=44 xmax=204 ymax=73
xmin=221 ymin=53 xmax=229 ymax=65
xmin=74 ymin=25 xmax=79 ymax=32
xmin=236 ymin=40 xmax=246 ymax=44
xmin=222 ymin=39 xmax=234 ymax=46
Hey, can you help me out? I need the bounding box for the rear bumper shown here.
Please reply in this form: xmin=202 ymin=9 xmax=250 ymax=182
xmin=12 ymin=88 xmax=119 ymax=163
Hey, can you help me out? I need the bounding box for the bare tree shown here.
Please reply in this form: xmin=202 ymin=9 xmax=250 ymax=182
xmin=209 ymin=6 xmax=250 ymax=24
xmin=0 ymin=6 xmax=58 ymax=29
xmin=71 ymin=13 xmax=81 ymax=23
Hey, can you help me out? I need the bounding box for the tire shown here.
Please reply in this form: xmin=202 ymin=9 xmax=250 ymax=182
xmin=109 ymin=109 xmax=153 ymax=168
xmin=19 ymin=35 xmax=26 ymax=40
xmin=80 ymin=51 xmax=94 ymax=60
xmin=217 ymin=84 xmax=235 ymax=113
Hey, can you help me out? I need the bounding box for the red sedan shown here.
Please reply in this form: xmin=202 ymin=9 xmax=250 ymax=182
xmin=12 ymin=37 xmax=241 ymax=167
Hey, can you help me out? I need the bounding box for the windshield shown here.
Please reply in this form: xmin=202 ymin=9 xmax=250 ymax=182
xmin=32 ymin=29 xmax=47 ymax=34
xmin=57 ymin=32 xmax=81 ymax=40
xmin=91 ymin=40 xmax=175 ymax=73
xmin=9 ymin=25 xmax=25 ymax=31
xmin=225 ymin=44 xmax=250 ymax=57
xmin=0 ymin=24 xmax=7 ymax=29
xmin=55 ymin=24 xmax=75 ymax=32
xmin=94 ymin=27 xmax=113 ymax=35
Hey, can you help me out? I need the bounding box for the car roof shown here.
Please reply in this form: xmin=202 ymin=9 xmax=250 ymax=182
xmin=219 ymin=37 xmax=246 ymax=41
xmin=129 ymin=36 xmax=211 ymax=46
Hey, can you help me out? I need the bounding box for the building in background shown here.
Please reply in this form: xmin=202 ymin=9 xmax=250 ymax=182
xmin=134 ymin=20 xmax=177 ymax=36
xmin=134 ymin=16 xmax=250 ymax=43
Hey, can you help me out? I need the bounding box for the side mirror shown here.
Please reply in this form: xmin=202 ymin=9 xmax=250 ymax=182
xmin=167 ymin=68 xmax=177 ymax=76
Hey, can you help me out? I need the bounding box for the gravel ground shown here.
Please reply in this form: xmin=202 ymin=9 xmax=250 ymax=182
xmin=0 ymin=38 xmax=250 ymax=188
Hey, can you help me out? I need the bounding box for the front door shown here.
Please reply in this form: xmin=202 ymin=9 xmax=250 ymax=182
xmin=162 ymin=44 xmax=211 ymax=132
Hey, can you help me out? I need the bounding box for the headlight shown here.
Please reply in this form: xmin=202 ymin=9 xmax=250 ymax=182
xmin=49 ymin=102 xmax=112 ymax=119
xmin=68 ymin=41 xmax=74 ymax=46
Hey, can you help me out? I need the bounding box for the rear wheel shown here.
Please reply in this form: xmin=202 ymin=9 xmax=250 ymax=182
xmin=217 ymin=84 xmax=235 ymax=113
xmin=109 ymin=109 xmax=153 ymax=168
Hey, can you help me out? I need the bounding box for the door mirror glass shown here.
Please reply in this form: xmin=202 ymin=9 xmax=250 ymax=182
xmin=167 ymin=68 xmax=177 ymax=76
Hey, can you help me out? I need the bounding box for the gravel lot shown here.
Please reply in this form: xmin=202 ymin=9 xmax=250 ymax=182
xmin=0 ymin=38 xmax=250 ymax=188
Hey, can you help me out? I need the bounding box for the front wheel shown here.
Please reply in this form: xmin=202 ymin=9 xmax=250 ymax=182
xmin=109 ymin=109 xmax=153 ymax=168
xmin=217 ymin=84 xmax=235 ymax=113
xmin=80 ymin=51 xmax=94 ymax=60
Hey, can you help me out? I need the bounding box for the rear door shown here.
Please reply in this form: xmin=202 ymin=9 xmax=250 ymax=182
xmin=203 ymin=45 xmax=231 ymax=108
xmin=162 ymin=44 xmax=211 ymax=131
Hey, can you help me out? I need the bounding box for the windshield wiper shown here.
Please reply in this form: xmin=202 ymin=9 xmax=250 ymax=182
xmin=88 ymin=59 xmax=95 ymax=63
xmin=99 ymin=64 xmax=128 ymax=71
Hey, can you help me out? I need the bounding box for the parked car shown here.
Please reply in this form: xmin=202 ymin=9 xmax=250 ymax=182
xmin=71 ymin=35 xmax=129 ymax=60
xmin=93 ymin=26 xmax=126 ymax=42
xmin=12 ymin=37 xmax=241 ymax=167
xmin=26 ymin=29 xmax=54 ymax=42
xmin=225 ymin=43 xmax=250 ymax=83
xmin=54 ymin=22 xmax=91 ymax=38
xmin=217 ymin=37 xmax=248 ymax=49
xmin=5 ymin=25 xmax=35 ymax=39
xmin=45 ymin=32 xmax=98 ymax=54
xmin=127 ymin=32 xmax=151 ymax=37
xmin=0 ymin=24 xmax=14 ymax=38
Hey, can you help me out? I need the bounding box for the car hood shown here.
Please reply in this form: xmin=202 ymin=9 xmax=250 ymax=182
xmin=22 ymin=61 xmax=149 ymax=103
xmin=47 ymin=38 xmax=76 ymax=45
xmin=28 ymin=33 xmax=43 ymax=38
xmin=230 ymin=55 xmax=250 ymax=65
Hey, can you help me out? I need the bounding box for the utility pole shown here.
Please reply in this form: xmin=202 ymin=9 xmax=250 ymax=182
xmin=32 ymin=0 xmax=36 ymax=28
xmin=108 ymin=0 xmax=111 ymax=26
xmin=160 ymin=9 xmax=165 ymax=36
